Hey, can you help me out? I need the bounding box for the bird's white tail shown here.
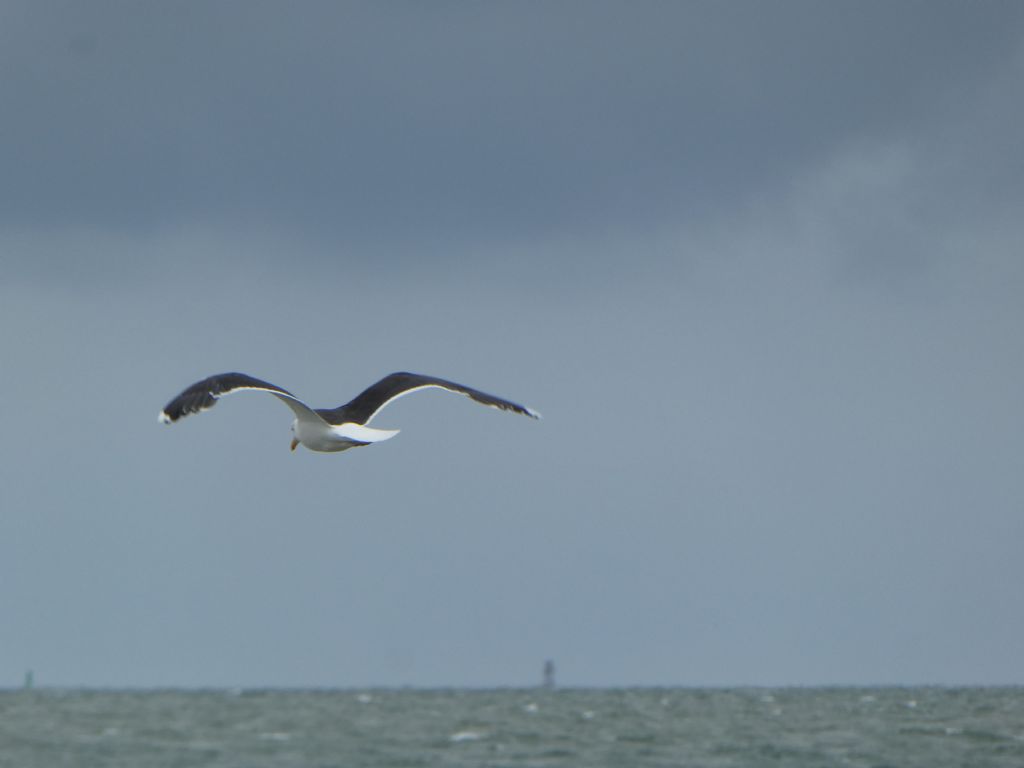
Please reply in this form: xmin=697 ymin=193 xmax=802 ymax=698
xmin=332 ymin=423 xmax=400 ymax=443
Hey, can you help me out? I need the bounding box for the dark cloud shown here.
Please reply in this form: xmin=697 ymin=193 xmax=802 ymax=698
xmin=3 ymin=1 xmax=1021 ymax=251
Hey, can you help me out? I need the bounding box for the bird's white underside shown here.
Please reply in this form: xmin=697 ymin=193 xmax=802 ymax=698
xmin=297 ymin=421 xmax=400 ymax=452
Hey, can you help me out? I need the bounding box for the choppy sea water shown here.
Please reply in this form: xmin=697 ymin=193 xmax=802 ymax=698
xmin=1 ymin=687 xmax=1022 ymax=767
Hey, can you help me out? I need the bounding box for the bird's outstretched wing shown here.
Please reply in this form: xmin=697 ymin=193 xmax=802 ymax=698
xmin=321 ymin=371 xmax=542 ymax=426
xmin=158 ymin=372 xmax=325 ymax=425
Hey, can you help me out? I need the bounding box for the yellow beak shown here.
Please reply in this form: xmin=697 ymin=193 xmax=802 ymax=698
xmin=290 ymin=437 xmax=299 ymax=451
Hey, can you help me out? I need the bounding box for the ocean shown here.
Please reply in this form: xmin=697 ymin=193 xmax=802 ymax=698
xmin=1 ymin=687 xmax=1021 ymax=767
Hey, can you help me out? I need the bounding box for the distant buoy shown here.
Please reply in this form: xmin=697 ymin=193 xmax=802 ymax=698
xmin=542 ymin=659 xmax=555 ymax=689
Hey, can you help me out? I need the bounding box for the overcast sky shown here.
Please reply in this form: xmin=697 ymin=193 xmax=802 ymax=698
xmin=2 ymin=1 xmax=1023 ymax=689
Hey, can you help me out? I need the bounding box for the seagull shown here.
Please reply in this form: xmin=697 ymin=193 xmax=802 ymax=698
xmin=159 ymin=371 xmax=540 ymax=453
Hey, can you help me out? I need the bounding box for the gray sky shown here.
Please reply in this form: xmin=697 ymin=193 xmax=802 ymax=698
xmin=2 ymin=1 xmax=1023 ymax=688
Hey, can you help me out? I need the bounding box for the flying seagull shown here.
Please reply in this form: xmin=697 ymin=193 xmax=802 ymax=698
xmin=159 ymin=371 xmax=540 ymax=453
